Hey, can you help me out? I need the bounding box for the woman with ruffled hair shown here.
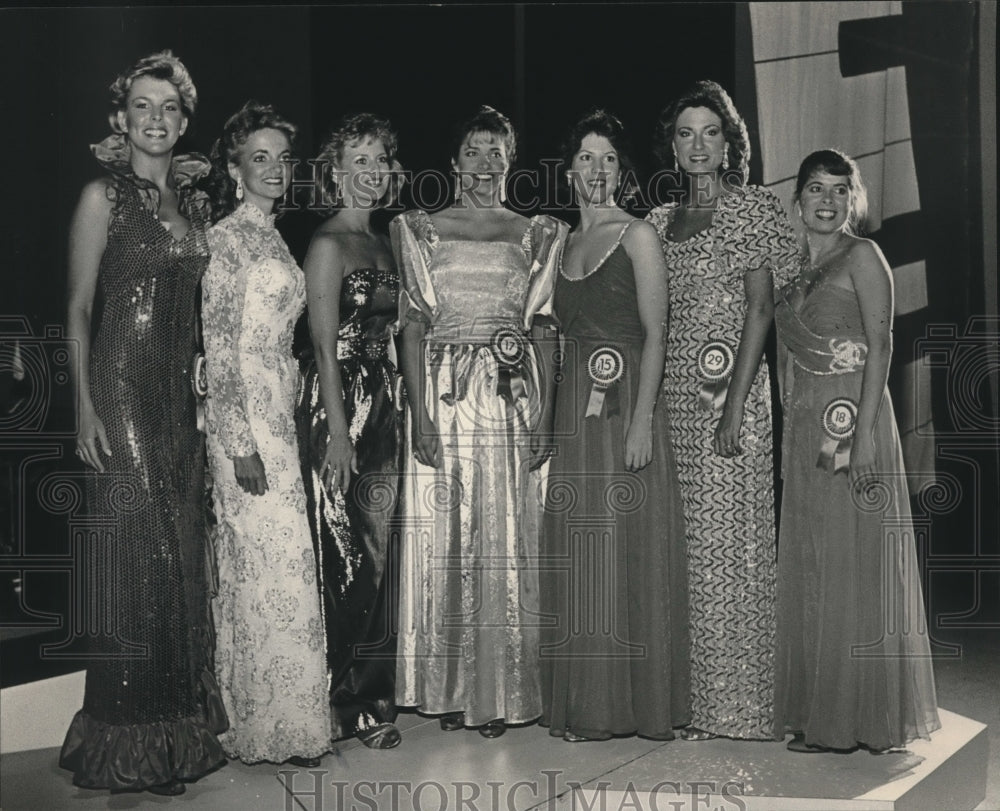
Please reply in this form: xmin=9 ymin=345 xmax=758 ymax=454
xmin=295 ymin=112 xmax=405 ymax=750
xmin=61 ymin=50 xmax=226 ymax=796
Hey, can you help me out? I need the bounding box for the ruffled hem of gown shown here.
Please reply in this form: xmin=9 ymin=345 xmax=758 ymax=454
xmin=59 ymin=670 xmax=228 ymax=790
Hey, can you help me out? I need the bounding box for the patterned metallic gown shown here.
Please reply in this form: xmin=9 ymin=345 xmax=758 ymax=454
xmin=647 ymin=186 xmax=799 ymax=739
xmin=60 ymin=135 xmax=227 ymax=790
xmin=390 ymin=210 xmax=565 ymax=726
xmin=297 ymin=267 xmax=402 ymax=739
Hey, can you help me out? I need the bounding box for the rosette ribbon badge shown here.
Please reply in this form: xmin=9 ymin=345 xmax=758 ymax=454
xmin=818 ymin=397 xmax=858 ymax=474
xmin=586 ymin=346 xmax=625 ymax=419
xmin=697 ymin=341 xmax=735 ymax=411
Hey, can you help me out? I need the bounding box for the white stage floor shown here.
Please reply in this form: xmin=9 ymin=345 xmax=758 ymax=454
xmin=0 ymin=706 xmax=986 ymax=810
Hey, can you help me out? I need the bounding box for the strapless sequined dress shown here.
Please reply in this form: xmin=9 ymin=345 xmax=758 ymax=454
xmin=297 ymin=267 xmax=403 ymax=738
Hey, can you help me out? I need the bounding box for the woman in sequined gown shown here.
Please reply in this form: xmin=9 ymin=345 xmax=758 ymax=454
xmin=541 ymin=111 xmax=689 ymax=742
xmin=774 ymin=150 xmax=939 ymax=753
xmin=61 ymin=52 xmax=226 ymax=796
xmin=391 ymin=107 xmax=566 ymax=739
xmin=296 ymin=114 xmax=404 ymax=750
xmin=646 ymin=81 xmax=800 ymax=740
xmin=202 ymin=102 xmax=331 ymax=766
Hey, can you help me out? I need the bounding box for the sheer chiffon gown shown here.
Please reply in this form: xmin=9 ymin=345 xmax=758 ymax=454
xmin=541 ymin=223 xmax=690 ymax=741
xmin=773 ymin=279 xmax=940 ymax=750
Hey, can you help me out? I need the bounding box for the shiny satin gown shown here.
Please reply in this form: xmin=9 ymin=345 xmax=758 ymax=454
xmin=390 ymin=210 xmax=565 ymax=726
xmin=773 ymin=278 xmax=940 ymax=750
xmin=297 ymin=267 xmax=403 ymax=739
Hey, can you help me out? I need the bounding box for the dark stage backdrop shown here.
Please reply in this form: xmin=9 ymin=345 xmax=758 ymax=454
xmin=0 ymin=4 xmax=992 ymax=686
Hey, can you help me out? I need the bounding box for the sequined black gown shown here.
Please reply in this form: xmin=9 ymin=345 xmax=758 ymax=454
xmin=59 ymin=135 xmax=227 ymax=790
xmin=297 ymin=267 xmax=402 ymax=738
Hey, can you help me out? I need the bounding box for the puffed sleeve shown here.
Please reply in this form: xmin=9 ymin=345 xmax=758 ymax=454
xmin=722 ymin=185 xmax=804 ymax=288
xmin=203 ymin=222 xmax=258 ymax=458
xmin=389 ymin=210 xmax=436 ymax=329
xmin=644 ymin=205 xmax=675 ymax=245
xmin=522 ymin=214 xmax=569 ymax=330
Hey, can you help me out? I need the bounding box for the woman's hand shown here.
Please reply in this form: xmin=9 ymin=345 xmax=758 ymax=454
xmin=529 ymin=426 xmax=555 ymax=471
xmin=849 ymin=429 xmax=877 ymax=488
xmin=322 ymin=433 xmax=358 ymax=493
xmin=412 ymin=414 xmax=442 ymax=469
xmin=624 ymin=417 xmax=653 ymax=472
xmin=713 ymin=402 xmax=744 ymax=457
xmin=233 ymin=453 xmax=268 ymax=496
xmin=76 ymin=401 xmax=111 ymax=473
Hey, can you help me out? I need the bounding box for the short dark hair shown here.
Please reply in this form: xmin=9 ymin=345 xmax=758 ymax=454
xmin=560 ymin=108 xmax=640 ymax=207
xmin=794 ymin=148 xmax=869 ymax=234
xmin=450 ymin=105 xmax=517 ymax=165
xmin=208 ymin=100 xmax=298 ymax=220
xmin=652 ymin=79 xmax=749 ymax=185
xmin=109 ymin=50 xmax=197 ymax=132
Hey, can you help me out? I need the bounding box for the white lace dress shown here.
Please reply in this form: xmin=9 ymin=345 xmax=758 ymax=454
xmin=202 ymin=202 xmax=332 ymax=763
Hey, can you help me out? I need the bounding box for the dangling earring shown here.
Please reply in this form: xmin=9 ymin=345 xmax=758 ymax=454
xmin=453 ymin=171 xmax=462 ymax=203
xmin=499 ymin=174 xmax=507 ymax=205
xmin=672 ymin=147 xmax=679 ymax=173
xmin=722 ymin=145 xmax=730 ymax=172
xmin=235 ymin=176 xmax=244 ymax=201
xmin=795 ymin=202 xmax=803 ymax=219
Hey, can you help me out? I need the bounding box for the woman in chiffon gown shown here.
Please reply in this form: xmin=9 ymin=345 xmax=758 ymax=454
xmin=646 ymin=80 xmax=800 ymax=740
xmin=202 ymin=102 xmax=331 ymax=766
xmin=540 ymin=111 xmax=689 ymax=742
xmin=61 ymin=51 xmax=226 ymax=796
xmin=296 ymin=113 xmax=404 ymax=749
xmin=773 ymin=149 xmax=939 ymax=753
xmin=391 ymin=106 xmax=566 ymax=738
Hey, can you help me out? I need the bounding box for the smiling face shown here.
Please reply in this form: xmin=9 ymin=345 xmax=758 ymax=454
xmin=229 ymin=127 xmax=293 ymax=213
xmin=568 ymin=132 xmax=620 ymax=206
xmin=117 ymin=76 xmax=188 ymax=157
xmin=673 ymin=105 xmax=726 ymax=174
xmin=798 ymin=170 xmax=853 ymax=235
xmin=452 ymin=130 xmax=509 ymax=199
xmin=337 ymin=136 xmax=390 ymax=208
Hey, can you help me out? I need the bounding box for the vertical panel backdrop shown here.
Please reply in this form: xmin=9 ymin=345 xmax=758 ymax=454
xmin=737 ymin=1 xmax=997 ymax=626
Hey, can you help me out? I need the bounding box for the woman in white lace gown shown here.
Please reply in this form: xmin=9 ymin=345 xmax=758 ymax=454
xmin=202 ymin=101 xmax=332 ymax=766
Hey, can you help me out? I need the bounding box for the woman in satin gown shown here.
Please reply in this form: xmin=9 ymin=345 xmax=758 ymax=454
xmin=540 ymin=110 xmax=690 ymax=742
xmin=391 ymin=106 xmax=566 ymax=739
xmin=646 ymin=80 xmax=800 ymax=741
xmin=296 ymin=113 xmax=404 ymax=750
xmin=774 ymin=149 xmax=939 ymax=753
xmin=202 ymin=102 xmax=332 ymax=766
xmin=61 ymin=51 xmax=226 ymax=796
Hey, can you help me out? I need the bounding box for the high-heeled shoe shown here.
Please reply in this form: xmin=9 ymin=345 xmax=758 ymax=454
xmin=285 ymin=755 xmax=323 ymax=768
xmin=357 ymin=723 xmax=402 ymax=749
xmin=147 ymin=779 xmax=186 ymax=796
xmin=679 ymin=725 xmax=718 ymax=741
xmin=439 ymin=712 xmax=465 ymax=731
xmin=478 ymin=719 xmax=506 ymax=739
xmin=786 ymin=733 xmax=831 ymax=754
